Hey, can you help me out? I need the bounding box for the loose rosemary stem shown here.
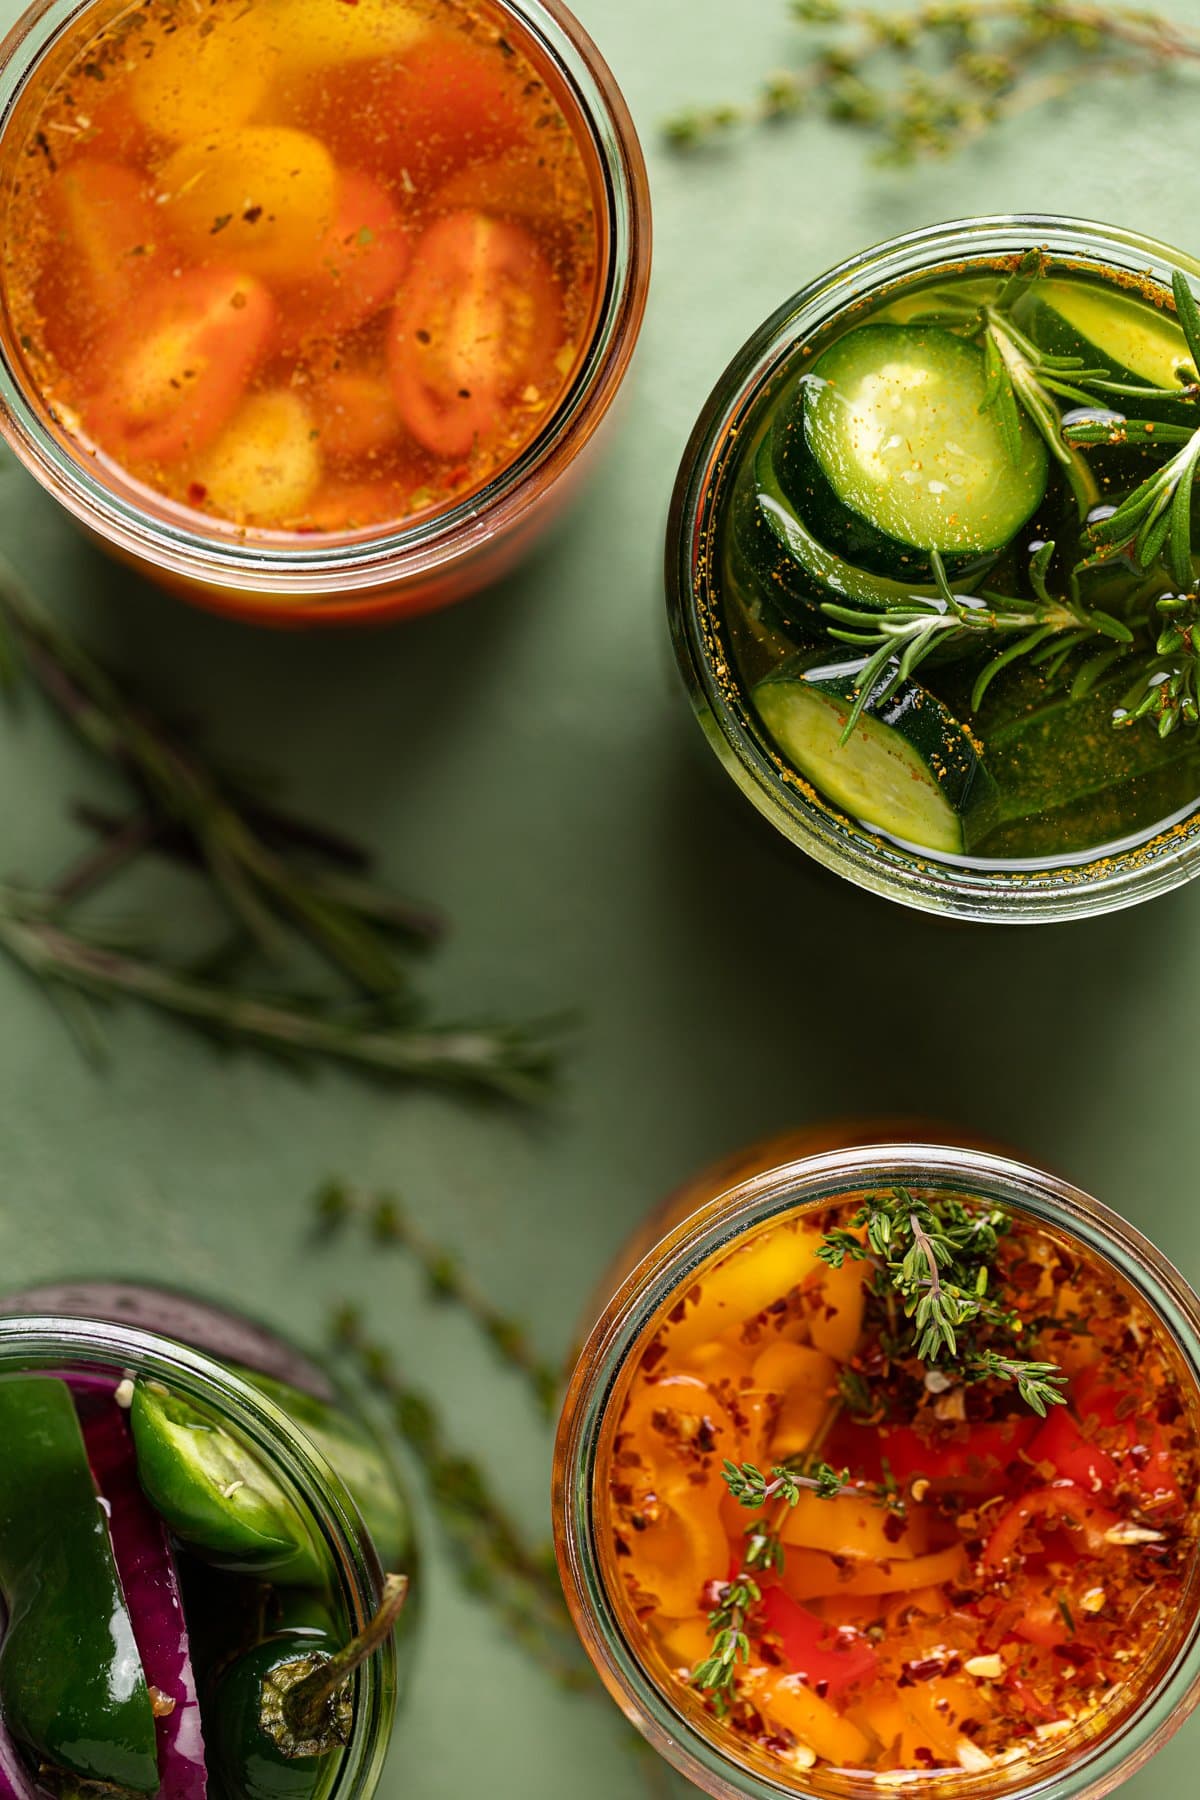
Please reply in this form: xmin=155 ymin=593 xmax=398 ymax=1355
xmin=0 ymin=888 xmax=561 ymax=1101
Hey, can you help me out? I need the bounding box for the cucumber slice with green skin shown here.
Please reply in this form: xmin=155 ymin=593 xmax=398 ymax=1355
xmin=753 ymin=652 xmax=1000 ymax=855
xmin=753 ymin=430 xmax=951 ymax=614
xmin=788 ymin=323 xmax=1048 ymax=573
xmin=1024 ymin=278 xmax=1199 ymax=424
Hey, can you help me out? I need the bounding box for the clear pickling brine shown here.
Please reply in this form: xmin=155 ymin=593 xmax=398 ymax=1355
xmin=712 ymin=251 xmax=1200 ymax=866
xmin=0 ymin=0 xmax=600 ymax=538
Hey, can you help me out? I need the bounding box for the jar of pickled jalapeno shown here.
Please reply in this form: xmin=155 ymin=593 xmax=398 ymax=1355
xmin=668 ymin=217 xmax=1200 ymax=921
xmin=0 ymin=0 xmax=650 ymax=624
xmin=0 ymin=1281 xmax=417 ymax=1800
xmin=555 ymin=1140 xmax=1200 ymax=1798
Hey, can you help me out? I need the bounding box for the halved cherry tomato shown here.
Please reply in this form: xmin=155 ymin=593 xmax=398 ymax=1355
xmin=980 ymin=1485 xmax=1117 ymax=1571
xmin=84 ymin=268 xmax=275 ymax=467
xmin=876 ymin=1418 xmax=1038 ymax=1493
xmin=434 ymin=146 xmax=593 ymax=235
xmin=1074 ymin=1369 xmax=1181 ymax=1507
xmin=1027 ymin=1408 xmax=1120 ymax=1494
xmin=303 ymin=35 xmax=523 ymax=185
xmin=277 ymin=171 xmax=411 ymax=355
xmin=388 ymin=211 xmax=561 ymax=459
xmin=38 ymin=161 xmax=163 ymax=361
xmin=759 ymin=1585 xmax=878 ymax=1698
xmin=313 ymin=369 xmax=405 ymax=463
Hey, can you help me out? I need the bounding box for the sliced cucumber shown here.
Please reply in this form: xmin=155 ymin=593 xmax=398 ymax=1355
xmin=789 ymin=323 xmax=1048 ymax=571
xmin=753 ymin=653 xmax=999 ymax=855
xmin=1024 ymin=277 xmax=1198 ymax=423
xmin=981 ymin=664 xmax=1200 ymax=827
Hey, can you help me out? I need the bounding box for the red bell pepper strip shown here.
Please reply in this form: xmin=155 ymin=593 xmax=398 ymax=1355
xmin=878 ymin=1418 xmax=1037 ymax=1491
xmin=759 ymin=1584 xmax=878 ymax=1698
xmin=981 ymin=1485 xmax=1117 ymax=1571
xmin=1074 ymin=1371 xmax=1180 ymax=1507
xmin=1028 ymin=1409 xmax=1120 ymax=1494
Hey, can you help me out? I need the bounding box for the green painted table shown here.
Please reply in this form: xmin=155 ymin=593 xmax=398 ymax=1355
xmin=1 ymin=1 xmax=1199 ymax=1793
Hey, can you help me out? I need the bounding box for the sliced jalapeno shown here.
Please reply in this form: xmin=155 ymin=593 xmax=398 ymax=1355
xmin=131 ymin=1380 xmax=325 ymax=1586
xmin=0 ymin=1376 xmax=159 ymax=1792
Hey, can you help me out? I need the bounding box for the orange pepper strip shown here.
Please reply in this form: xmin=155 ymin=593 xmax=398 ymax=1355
xmin=780 ymin=1544 xmax=969 ymax=1601
xmin=751 ymin=1671 xmax=871 ymax=1766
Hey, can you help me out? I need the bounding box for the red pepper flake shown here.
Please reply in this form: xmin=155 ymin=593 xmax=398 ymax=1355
xmin=187 ymin=482 xmax=208 ymax=504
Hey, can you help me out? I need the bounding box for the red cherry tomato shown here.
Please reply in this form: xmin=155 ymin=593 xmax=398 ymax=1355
xmin=759 ymin=1585 xmax=878 ymax=1699
xmin=84 ymin=268 xmax=275 ymax=467
xmin=305 ymin=35 xmax=523 ymax=185
xmin=388 ymin=210 xmax=561 ymax=459
xmin=276 ymin=170 xmax=411 ymax=354
xmin=38 ymin=161 xmax=163 ymax=363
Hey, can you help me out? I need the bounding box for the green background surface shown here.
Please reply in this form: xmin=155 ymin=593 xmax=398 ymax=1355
xmin=1 ymin=0 xmax=1199 ymax=1794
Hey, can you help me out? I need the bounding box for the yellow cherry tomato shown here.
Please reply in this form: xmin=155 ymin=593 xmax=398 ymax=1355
xmin=156 ymin=128 xmax=336 ymax=279
xmin=194 ymin=391 xmax=321 ymax=525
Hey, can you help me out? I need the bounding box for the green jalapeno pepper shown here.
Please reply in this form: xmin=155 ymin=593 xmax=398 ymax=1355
xmin=131 ymin=1381 xmax=325 ymax=1586
xmin=236 ymin=1370 xmax=415 ymax=1577
xmin=207 ymin=1576 xmax=408 ymax=1800
xmin=0 ymin=1376 xmax=159 ymax=1793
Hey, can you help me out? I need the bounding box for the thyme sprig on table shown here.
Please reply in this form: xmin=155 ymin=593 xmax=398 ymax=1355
xmin=329 ymin=1304 xmax=590 ymax=1691
xmin=314 ymin=1180 xmax=560 ymax=1416
xmin=0 ymin=564 xmax=562 ymax=1100
xmin=817 ymin=1187 xmax=1068 ymax=1415
xmin=665 ymin=0 xmax=1200 ymax=164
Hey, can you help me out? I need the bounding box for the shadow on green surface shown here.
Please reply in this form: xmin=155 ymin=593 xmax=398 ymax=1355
xmin=650 ymin=719 xmax=1196 ymax=1187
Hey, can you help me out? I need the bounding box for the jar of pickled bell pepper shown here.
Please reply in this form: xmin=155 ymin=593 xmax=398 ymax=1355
xmin=0 ymin=1281 xmax=417 ymax=1800
xmin=0 ymin=0 xmax=650 ymax=623
xmin=555 ymin=1140 xmax=1200 ymax=1799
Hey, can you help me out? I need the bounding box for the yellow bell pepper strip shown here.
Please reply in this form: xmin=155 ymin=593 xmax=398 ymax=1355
xmin=779 ymin=1544 xmax=970 ymax=1601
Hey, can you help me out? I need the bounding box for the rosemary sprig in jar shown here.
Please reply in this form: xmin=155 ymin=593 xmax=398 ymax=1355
xmin=665 ymin=1 xmax=1200 ymax=164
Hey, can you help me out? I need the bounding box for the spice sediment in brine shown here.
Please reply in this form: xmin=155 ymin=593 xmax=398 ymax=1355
xmin=605 ymin=1195 xmax=1200 ymax=1783
xmin=0 ymin=0 xmax=599 ymax=535
xmin=715 ymin=256 xmax=1200 ymax=864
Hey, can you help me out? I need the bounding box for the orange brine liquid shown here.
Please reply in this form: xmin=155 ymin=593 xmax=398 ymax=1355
xmin=603 ymin=1196 xmax=1200 ymax=1784
xmin=0 ymin=0 xmax=600 ymax=536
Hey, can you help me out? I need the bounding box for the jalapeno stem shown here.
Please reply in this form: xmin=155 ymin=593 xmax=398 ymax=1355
xmin=260 ymin=1574 xmax=409 ymax=1759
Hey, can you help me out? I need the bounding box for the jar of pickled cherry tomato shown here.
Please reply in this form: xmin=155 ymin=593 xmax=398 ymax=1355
xmin=555 ymin=1140 xmax=1200 ymax=1800
xmin=667 ymin=216 xmax=1200 ymax=921
xmin=0 ymin=0 xmax=649 ymax=625
xmin=0 ymin=1280 xmax=416 ymax=1800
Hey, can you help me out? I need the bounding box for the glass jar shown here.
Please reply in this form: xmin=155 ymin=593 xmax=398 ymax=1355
xmin=0 ymin=1279 xmax=417 ymax=1800
xmin=666 ymin=216 xmax=1200 ymax=922
xmin=554 ymin=1139 xmax=1200 ymax=1799
xmin=0 ymin=0 xmax=650 ymax=626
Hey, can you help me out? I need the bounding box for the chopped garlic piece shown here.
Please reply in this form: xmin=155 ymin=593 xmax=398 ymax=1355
xmin=964 ymin=1654 xmax=1005 ymax=1680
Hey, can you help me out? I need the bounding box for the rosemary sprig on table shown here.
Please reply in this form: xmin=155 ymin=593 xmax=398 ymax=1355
xmin=314 ymin=1180 xmax=560 ymax=1416
xmin=0 ymin=885 xmax=560 ymax=1099
xmin=665 ymin=0 xmax=1200 ymax=164
xmin=0 ymin=564 xmax=434 ymax=994
xmin=0 ymin=566 xmax=562 ymax=1100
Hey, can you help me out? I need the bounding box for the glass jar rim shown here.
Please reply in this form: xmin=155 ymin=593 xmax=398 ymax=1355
xmin=0 ymin=1309 xmax=398 ymax=1800
xmin=665 ymin=213 xmax=1200 ymax=924
xmin=0 ymin=0 xmax=651 ymax=602
xmin=555 ymin=1139 xmax=1200 ymax=1800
